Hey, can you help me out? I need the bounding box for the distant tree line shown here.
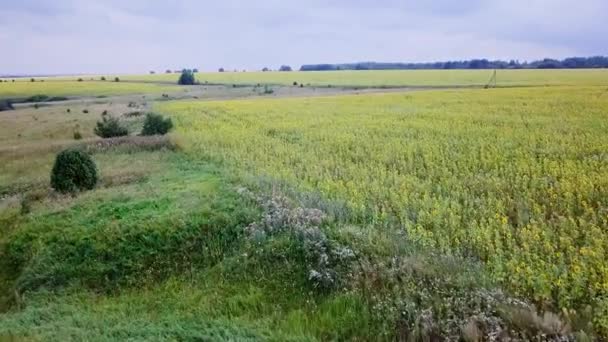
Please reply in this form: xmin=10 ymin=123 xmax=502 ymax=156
xmin=299 ymin=56 xmax=608 ymax=71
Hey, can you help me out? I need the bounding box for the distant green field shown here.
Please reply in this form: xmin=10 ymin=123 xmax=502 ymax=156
xmin=6 ymin=69 xmax=607 ymax=90
xmin=0 ymin=81 xmax=181 ymax=99
xmin=113 ymin=69 xmax=608 ymax=87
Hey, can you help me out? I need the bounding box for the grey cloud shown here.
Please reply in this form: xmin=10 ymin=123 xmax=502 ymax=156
xmin=0 ymin=0 xmax=605 ymax=74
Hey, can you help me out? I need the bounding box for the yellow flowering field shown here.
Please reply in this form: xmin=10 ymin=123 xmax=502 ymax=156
xmin=158 ymin=86 xmax=608 ymax=327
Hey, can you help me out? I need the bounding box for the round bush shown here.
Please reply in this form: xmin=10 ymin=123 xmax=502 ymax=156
xmin=141 ymin=113 xmax=173 ymax=136
xmin=50 ymin=149 xmax=98 ymax=193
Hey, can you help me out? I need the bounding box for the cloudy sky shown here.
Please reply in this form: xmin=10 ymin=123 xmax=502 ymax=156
xmin=1 ymin=0 xmax=607 ymax=74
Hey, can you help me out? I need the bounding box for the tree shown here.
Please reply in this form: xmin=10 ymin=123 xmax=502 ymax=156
xmin=141 ymin=113 xmax=173 ymax=136
xmin=165 ymin=69 xmax=172 ymax=74
xmin=149 ymin=71 xmax=156 ymax=74
xmin=279 ymin=65 xmax=292 ymax=72
xmin=51 ymin=149 xmax=98 ymax=193
xmin=193 ymin=68 xmax=199 ymax=73
xmin=178 ymin=69 xmax=196 ymax=85
xmin=218 ymin=68 xmax=225 ymax=72
xmin=262 ymin=67 xmax=270 ymax=72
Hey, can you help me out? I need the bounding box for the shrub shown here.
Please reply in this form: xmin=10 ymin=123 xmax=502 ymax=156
xmin=218 ymin=68 xmax=225 ymax=72
xmin=101 ymin=76 xmax=106 ymax=81
xmin=83 ymin=109 xmax=89 ymax=113
xmin=73 ymin=131 xmax=83 ymax=140
xmin=165 ymin=69 xmax=172 ymax=74
xmin=279 ymin=65 xmax=293 ymax=72
xmin=141 ymin=113 xmax=173 ymax=136
xmin=94 ymin=114 xmax=129 ymax=138
xmin=178 ymin=69 xmax=196 ymax=85
xmin=67 ymin=108 xmax=71 ymax=113
xmin=77 ymin=78 xmax=83 ymax=82
xmin=114 ymin=77 xmax=120 ymax=82
xmin=50 ymin=149 xmax=98 ymax=193
xmin=30 ymin=78 xmax=35 ymax=82
xmin=293 ymin=81 xmax=298 ymax=86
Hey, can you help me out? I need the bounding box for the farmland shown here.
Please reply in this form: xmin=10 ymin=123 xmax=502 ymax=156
xmin=1 ymin=70 xmax=607 ymax=340
xmin=0 ymin=81 xmax=181 ymax=99
xmin=158 ymin=85 xmax=608 ymax=312
xmin=114 ymin=69 xmax=608 ymax=87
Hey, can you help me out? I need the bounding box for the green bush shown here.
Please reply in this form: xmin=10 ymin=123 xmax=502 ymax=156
xmin=73 ymin=131 xmax=83 ymax=140
xmin=50 ymin=149 xmax=98 ymax=193
xmin=141 ymin=113 xmax=173 ymax=136
xmin=94 ymin=114 xmax=129 ymax=138
xmin=178 ymin=69 xmax=196 ymax=85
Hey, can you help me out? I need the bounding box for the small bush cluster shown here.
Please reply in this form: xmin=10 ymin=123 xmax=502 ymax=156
xmin=141 ymin=113 xmax=173 ymax=136
xmin=94 ymin=113 xmax=129 ymax=138
xmin=50 ymin=149 xmax=98 ymax=193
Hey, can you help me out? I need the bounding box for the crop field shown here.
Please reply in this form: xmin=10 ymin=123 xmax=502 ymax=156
xmin=0 ymin=80 xmax=180 ymax=99
xmin=158 ymin=85 xmax=608 ymax=330
xmin=111 ymin=69 xmax=608 ymax=87
xmin=1 ymin=71 xmax=608 ymax=340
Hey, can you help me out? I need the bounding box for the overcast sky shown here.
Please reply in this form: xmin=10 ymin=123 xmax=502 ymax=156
xmin=1 ymin=0 xmax=607 ymax=74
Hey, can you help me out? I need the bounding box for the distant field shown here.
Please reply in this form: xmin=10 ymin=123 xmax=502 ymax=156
xmin=159 ymin=85 xmax=608 ymax=323
xmin=0 ymin=81 xmax=180 ymax=99
xmin=111 ymin=69 xmax=608 ymax=87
